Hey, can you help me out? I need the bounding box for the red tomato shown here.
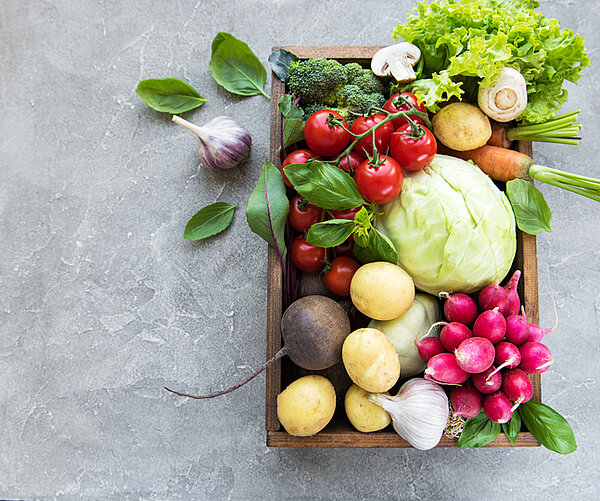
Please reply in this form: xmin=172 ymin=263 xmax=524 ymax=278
xmin=384 ymin=92 xmax=428 ymax=129
xmin=288 ymin=195 xmax=323 ymax=232
xmin=304 ymin=110 xmax=351 ymax=157
xmin=290 ymin=236 xmax=326 ymax=272
xmin=389 ymin=124 xmax=437 ymax=172
xmin=355 ymin=155 xmax=403 ymax=204
xmin=337 ymin=151 xmax=365 ymax=174
xmin=328 ymin=206 xmax=362 ymax=221
xmin=281 ymin=149 xmax=319 ymax=188
xmin=350 ymin=114 xmax=395 ymax=157
xmin=324 ymin=257 xmax=361 ymax=296
xmin=333 ymin=236 xmax=354 ymax=258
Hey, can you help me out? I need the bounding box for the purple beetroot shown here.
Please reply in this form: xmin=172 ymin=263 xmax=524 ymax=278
xmin=479 ymin=283 xmax=508 ymax=314
xmin=414 ymin=335 xmax=446 ymax=362
xmin=487 ymin=342 xmax=521 ymax=379
xmin=519 ymin=342 xmax=554 ymax=374
xmin=454 ymin=337 xmax=495 ymax=374
xmin=473 ymin=308 xmax=507 ymax=344
xmin=483 ymin=391 xmax=514 ymax=423
xmin=502 ymin=368 xmax=533 ymax=411
xmin=441 ymin=292 xmax=478 ymax=325
xmin=440 ymin=322 xmax=473 ymax=352
xmin=450 ymin=384 xmax=483 ymax=418
xmin=502 ymin=270 xmax=522 ymax=317
xmin=472 ymin=365 xmax=503 ymax=394
xmin=504 ymin=307 xmax=529 ymax=346
xmin=425 ymin=353 xmax=470 ymax=384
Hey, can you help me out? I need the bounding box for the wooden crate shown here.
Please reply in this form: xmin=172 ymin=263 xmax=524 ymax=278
xmin=265 ymin=46 xmax=541 ymax=448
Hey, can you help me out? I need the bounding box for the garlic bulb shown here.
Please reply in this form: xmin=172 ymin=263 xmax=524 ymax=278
xmin=368 ymin=378 xmax=449 ymax=450
xmin=172 ymin=115 xmax=252 ymax=171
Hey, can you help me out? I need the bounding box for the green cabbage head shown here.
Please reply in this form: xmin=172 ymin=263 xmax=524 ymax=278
xmin=377 ymin=155 xmax=516 ymax=295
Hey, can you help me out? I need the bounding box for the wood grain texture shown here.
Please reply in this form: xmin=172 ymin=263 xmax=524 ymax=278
xmin=266 ymin=47 xmax=540 ymax=448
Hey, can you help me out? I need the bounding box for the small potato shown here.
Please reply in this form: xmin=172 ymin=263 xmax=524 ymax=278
xmin=345 ymin=384 xmax=391 ymax=432
xmin=342 ymin=328 xmax=401 ymax=393
xmin=432 ymin=102 xmax=492 ymax=151
xmin=350 ymin=262 xmax=415 ymax=321
xmin=277 ymin=375 xmax=336 ymax=437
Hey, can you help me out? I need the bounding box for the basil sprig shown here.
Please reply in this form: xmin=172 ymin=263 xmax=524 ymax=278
xmin=502 ymin=408 xmax=521 ymax=445
xmin=209 ymin=33 xmax=269 ymax=98
xmin=519 ymin=400 xmax=577 ymax=454
xmin=136 ymin=78 xmax=207 ymax=113
xmin=306 ymin=219 xmax=355 ymax=248
xmin=506 ymin=179 xmax=552 ymax=235
xmin=283 ymin=161 xmax=366 ymax=210
xmin=184 ymin=202 xmax=237 ymax=241
xmin=456 ymin=411 xmax=501 ymax=448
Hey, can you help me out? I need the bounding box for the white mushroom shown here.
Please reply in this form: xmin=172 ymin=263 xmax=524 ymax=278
xmin=371 ymin=43 xmax=421 ymax=83
xmin=478 ymin=67 xmax=528 ymax=122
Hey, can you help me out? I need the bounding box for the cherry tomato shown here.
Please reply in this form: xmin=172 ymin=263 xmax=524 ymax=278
xmin=350 ymin=114 xmax=395 ymax=157
xmin=290 ymin=236 xmax=326 ymax=272
xmin=328 ymin=206 xmax=362 ymax=221
xmin=355 ymin=155 xmax=403 ymax=204
xmin=389 ymin=124 xmax=437 ymax=172
xmin=304 ymin=110 xmax=351 ymax=157
xmin=324 ymin=257 xmax=360 ymax=296
xmin=281 ymin=149 xmax=319 ymax=188
xmin=288 ymin=195 xmax=323 ymax=232
xmin=337 ymin=151 xmax=365 ymax=174
xmin=384 ymin=92 xmax=428 ymax=129
xmin=333 ymin=236 xmax=354 ymax=258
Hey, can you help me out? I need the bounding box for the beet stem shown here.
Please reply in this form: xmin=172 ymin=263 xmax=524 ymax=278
xmin=165 ymin=347 xmax=288 ymax=399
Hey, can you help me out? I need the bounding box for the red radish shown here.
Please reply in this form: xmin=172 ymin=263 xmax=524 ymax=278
xmin=483 ymin=391 xmax=514 ymax=423
xmin=425 ymin=353 xmax=469 ymax=384
xmin=439 ymin=322 xmax=473 ymax=352
xmin=451 ymin=384 xmax=483 ymax=419
xmin=504 ymin=307 xmax=529 ymax=346
xmin=487 ymin=342 xmax=521 ymax=379
xmin=454 ymin=337 xmax=495 ymax=374
xmin=527 ymin=303 xmax=558 ymax=343
xmin=502 ymin=270 xmax=521 ymax=316
xmin=414 ymin=335 xmax=446 ymax=362
xmin=519 ymin=342 xmax=554 ymax=374
xmin=479 ymin=283 xmax=508 ymax=314
xmin=441 ymin=292 xmax=478 ymax=325
xmin=473 ymin=308 xmax=506 ymax=344
xmin=502 ymin=368 xmax=533 ymax=411
xmin=472 ymin=365 xmax=502 ymax=394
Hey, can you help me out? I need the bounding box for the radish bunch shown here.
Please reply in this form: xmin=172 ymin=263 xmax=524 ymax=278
xmin=416 ymin=271 xmax=557 ymax=424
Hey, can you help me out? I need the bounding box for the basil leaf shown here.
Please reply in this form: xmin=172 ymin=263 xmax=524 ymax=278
xmin=278 ymin=95 xmax=304 ymax=150
xmin=457 ymin=411 xmax=501 ymax=448
xmin=184 ymin=202 xmax=237 ymax=241
xmin=268 ymin=49 xmax=299 ymax=83
xmin=354 ymin=206 xmax=371 ymax=229
xmin=353 ymin=228 xmax=399 ymax=264
xmin=136 ymin=78 xmax=207 ymax=113
xmin=283 ymin=161 xmax=366 ymax=210
xmin=306 ymin=220 xmax=355 ymax=248
xmin=246 ymin=161 xmax=289 ymax=260
xmin=209 ymin=32 xmax=269 ymax=98
xmin=519 ymin=400 xmax=577 ymax=454
xmin=502 ymin=408 xmax=521 ymax=445
xmin=506 ymin=179 xmax=552 ymax=235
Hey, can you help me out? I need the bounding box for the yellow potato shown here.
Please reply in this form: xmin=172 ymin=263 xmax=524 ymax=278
xmin=432 ymin=102 xmax=492 ymax=151
xmin=344 ymin=384 xmax=391 ymax=432
xmin=277 ymin=375 xmax=336 ymax=437
xmin=342 ymin=328 xmax=401 ymax=393
xmin=350 ymin=262 xmax=415 ymax=321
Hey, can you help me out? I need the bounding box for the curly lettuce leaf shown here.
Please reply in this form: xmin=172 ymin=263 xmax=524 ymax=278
xmin=393 ymin=0 xmax=590 ymax=123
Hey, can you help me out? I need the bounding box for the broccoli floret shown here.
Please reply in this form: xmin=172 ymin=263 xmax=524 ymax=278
xmin=335 ymin=84 xmax=386 ymax=117
xmin=351 ymin=70 xmax=385 ymax=94
xmin=344 ymin=63 xmax=364 ymax=83
xmin=288 ymin=58 xmax=347 ymax=106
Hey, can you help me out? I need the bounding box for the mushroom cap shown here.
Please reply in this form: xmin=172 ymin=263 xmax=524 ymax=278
xmin=478 ymin=67 xmax=528 ymax=122
xmin=371 ymin=42 xmax=421 ymax=83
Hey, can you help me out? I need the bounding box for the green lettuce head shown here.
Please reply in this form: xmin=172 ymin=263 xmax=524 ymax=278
xmin=377 ymin=155 xmax=516 ymax=295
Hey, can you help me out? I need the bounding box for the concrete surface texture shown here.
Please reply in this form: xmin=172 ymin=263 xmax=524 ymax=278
xmin=1 ymin=0 xmax=599 ymax=499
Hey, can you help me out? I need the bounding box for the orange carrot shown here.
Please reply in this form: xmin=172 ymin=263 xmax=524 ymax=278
xmin=439 ymin=145 xmax=533 ymax=182
xmin=487 ymin=121 xmax=513 ymax=149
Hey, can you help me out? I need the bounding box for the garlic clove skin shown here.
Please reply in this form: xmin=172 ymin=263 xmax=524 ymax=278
xmin=369 ymin=378 xmax=449 ymax=450
xmin=172 ymin=115 xmax=252 ymax=171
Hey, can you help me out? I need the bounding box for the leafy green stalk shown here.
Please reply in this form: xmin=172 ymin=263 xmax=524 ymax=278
xmin=507 ymin=111 xmax=582 ymax=145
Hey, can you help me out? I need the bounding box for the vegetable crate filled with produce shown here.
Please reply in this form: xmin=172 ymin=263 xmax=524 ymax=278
xmin=160 ymin=0 xmax=589 ymax=454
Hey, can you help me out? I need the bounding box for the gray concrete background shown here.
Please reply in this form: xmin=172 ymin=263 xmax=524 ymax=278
xmin=1 ymin=0 xmax=599 ymax=499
